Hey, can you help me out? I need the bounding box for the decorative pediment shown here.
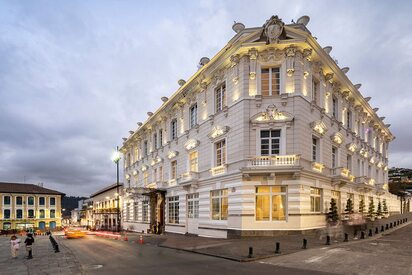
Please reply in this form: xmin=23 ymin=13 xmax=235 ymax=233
xmin=125 ymin=174 xmax=130 ymax=180
xmin=184 ymin=139 xmax=200 ymax=151
xmin=346 ymin=143 xmax=357 ymax=153
xmin=132 ymin=170 xmax=138 ymax=176
xmin=311 ymin=120 xmax=328 ymax=136
xmin=208 ymin=126 xmax=230 ymax=140
xmin=167 ymin=150 xmax=179 ymax=159
xmin=263 ymin=15 xmax=285 ymax=44
xmin=251 ymin=105 xmax=294 ymax=124
xmin=331 ymin=132 xmax=344 ymax=145
xmin=141 ymin=165 xmax=148 ymax=172
xmin=151 ymin=156 xmax=163 ymax=166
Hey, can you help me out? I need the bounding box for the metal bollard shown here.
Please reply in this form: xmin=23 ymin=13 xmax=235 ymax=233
xmin=344 ymin=233 xmax=348 ymax=242
xmin=390 ymin=222 xmax=393 ymax=228
xmin=368 ymin=229 xmax=372 ymax=237
xmin=275 ymin=242 xmax=281 ymax=254
xmin=55 ymin=244 xmax=60 ymax=253
xmin=360 ymin=231 xmax=365 ymax=239
xmin=375 ymin=227 xmax=378 ymax=234
xmin=248 ymin=246 xmax=253 ymax=258
xmin=397 ymin=220 xmax=400 ymax=226
xmin=386 ymin=224 xmax=389 ymax=230
xmin=381 ymin=225 xmax=384 ymax=232
xmin=353 ymin=230 xmax=358 ymax=238
xmin=302 ymin=239 xmax=307 ymax=249
xmin=326 ymin=235 xmax=331 ymax=245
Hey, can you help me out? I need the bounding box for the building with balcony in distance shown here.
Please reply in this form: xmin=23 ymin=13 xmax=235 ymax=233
xmin=0 ymin=182 xmax=64 ymax=231
xmin=119 ymin=15 xmax=400 ymax=238
xmin=91 ymin=183 xmax=123 ymax=231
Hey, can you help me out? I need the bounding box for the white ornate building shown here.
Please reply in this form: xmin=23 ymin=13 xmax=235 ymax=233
xmin=119 ymin=15 xmax=400 ymax=238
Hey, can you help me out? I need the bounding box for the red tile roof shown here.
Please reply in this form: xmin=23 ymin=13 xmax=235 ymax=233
xmin=0 ymin=182 xmax=65 ymax=196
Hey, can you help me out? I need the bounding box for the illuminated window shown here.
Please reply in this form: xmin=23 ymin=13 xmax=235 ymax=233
xmin=171 ymin=160 xmax=177 ymax=179
xmin=190 ymin=104 xmax=198 ymax=128
xmin=187 ymin=193 xmax=199 ymax=219
xmin=261 ymin=67 xmax=280 ymax=96
xmin=39 ymin=209 xmax=45 ymax=218
xmin=260 ymin=130 xmax=281 ymax=156
xmin=170 ymin=119 xmax=178 ymax=140
xmin=215 ymin=140 xmax=226 ymax=166
xmin=189 ymin=151 xmax=198 ymax=172
xmin=50 ymin=209 xmax=56 ymax=218
xmin=255 ymin=186 xmax=287 ymax=221
xmin=215 ymin=83 xmax=226 ymax=112
xmin=142 ymin=200 xmax=149 ymax=222
xmin=168 ymin=196 xmax=179 ymax=224
xmin=310 ymin=187 xmax=321 ymax=212
xmin=211 ymin=189 xmax=228 ymax=220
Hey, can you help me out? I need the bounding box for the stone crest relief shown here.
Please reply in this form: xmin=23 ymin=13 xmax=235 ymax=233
xmin=263 ymin=15 xmax=284 ymax=44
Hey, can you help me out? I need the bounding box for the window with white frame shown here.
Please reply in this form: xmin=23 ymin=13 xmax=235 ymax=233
xmin=16 ymin=196 xmax=22 ymax=206
xmin=168 ymin=196 xmax=179 ymax=224
xmin=50 ymin=197 xmax=56 ymax=206
xmin=310 ymin=187 xmax=321 ymax=212
xmin=189 ymin=151 xmax=198 ymax=172
xmin=347 ymin=154 xmax=352 ymax=171
xmin=142 ymin=200 xmax=149 ymax=222
xmin=158 ymin=129 xmax=163 ymax=147
xmin=153 ymin=133 xmax=158 ymax=150
xmin=171 ymin=160 xmax=177 ymax=179
xmin=215 ymin=140 xmax=226 ymax=167
xmin=133 ymin=202 xmax=139 ymax=221
xmin=211 ymin=189 xmax=228 ymax=220
xmin=312 ymin=78 xmax=319 ymax=104
xmin=3 ymin=209 xmax=10 ymax=219
xmin=170 ymin=119 xmax=178 ymax=140
xmin=332 ymin=146 xmax=338 ymax=168
xmin=190 ymin=104 xmax=197 ymax=128
xmin=3 ymin=196 xmax=10 ymax=205
xmin=255 ymin=186 xmax=287 ymax=221
xmin=187 ymin=193 xmax=199 ymax=219
xmin=312 ymin=136 xmax=319 ymax=162
xmin=261 ymin=67 xmax=280 ymax=96
xmin=16 ymin=209 xmax=23 ymax=219
xmin=332 ymin=97 xmax=338 ymax=118
xmin=28 ymin=197 xmax=34 ymax=206
xmin=347 ymin=110 xmax=352 ymax=130
xmin=215 ymin=83 xmax=226 ymax=112
xmin=134 ymin=147 xmax=139 ymax=162
xmin=28 ymin=209 xmax=34 ymax=218
xmin=260 ymin=130 xmax=281 ymax=156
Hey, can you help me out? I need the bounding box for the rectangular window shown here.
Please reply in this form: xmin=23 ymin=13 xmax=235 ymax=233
xmin=260 ymin=130 xmax=281 ymax=156
xmin=168 ymin=196 xmax=179 ymax=224
xmin=50 ymin=197 xmax=56 ymax=206
xmin=187 ymin=193 xmax=199 ymax=219
xmin=159 ymin=129 xmax=163 ymax=147
xmin=348 ymin=193 xmax=354 ymax=201
xmin=332 ymin=146 xmax=337 ymax=168
xmin=211 ymin=189 xmax=228 ymax=220
xmin=332 ymin=97 xmax=338 ymax=118
xmin=154 ymin=168 xmax=158 ymax=182
xmin=347 ymin=110 xmax=352 ymax=129
xmin=16 ymin=209 xmax=23 ymax=219
xmin=39 ymin=197 xmax=45 ymax=206
xmin=171 ymin=160 xmax=177 ymax=179
xmin=143 ymin=171 xmax=149 ymax=185
xmin=189 ymin=151 xmax=198 ymax=172
xmin=134 ymin=147 xmax=139 ymax=162
xmin=159 ymin=166 xmax=163 ymax=181
xmin=4 ymin=209 xmax=10 ymax=219
xmin=134 ymin=202 xmax=139 ymax=221
xmin=190 ymin=104 xmax=198 ymax=128
xmin=153 ymin=133 xmax=158 ymax=149
xmin=16 ymin=196 xmax=22 ymax=205
xmin=144 ymin=141 xmax=148 ymax=156
xmin=261 ymin=67 xmax=280 ymax=96
xmin=310 ymin=187 xmax=321 ymax=212
xmin=215 ymin=83 xmax=226 ymax=112
xmin=312 ymin=137 xmax=319 ymax=162
xmin=39 ymin=209 xmax=45 ymax=218
xmin=50 ymin=209 xmax=56 ymax=218
xmin=3 ymin=196 xmax=10 ymax=205
xmin=312 ymin=78 xmax=319 ymax=104
xmin=28 ymin=209 xmax=34 ymax=218
xmin=255 ymin=186 xmax=287 ymax=221
xmin=171 ymin=119 xmax=178 ymax=140
xmin=142 ymin=201 xmax=149 ymax=222
xmin=28 ymin=196 xmax=34 ymax=206
xmin=347 ymin=155 xmax=352 ymax=171
xmin=215 ymin=140 xmax=226 ymax=166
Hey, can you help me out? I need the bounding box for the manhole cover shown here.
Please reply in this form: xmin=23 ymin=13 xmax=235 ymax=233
xmin=84 ymin=264 xmax=103 ymax=270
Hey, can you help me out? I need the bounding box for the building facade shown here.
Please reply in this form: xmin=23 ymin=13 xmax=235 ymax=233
xmin=120 ymin=15 xmax=400 ymax=238
xmin=91 ymin=183 xmax=123 ymax=231
xmin=0 ymin=182 xmax=64 ymax=230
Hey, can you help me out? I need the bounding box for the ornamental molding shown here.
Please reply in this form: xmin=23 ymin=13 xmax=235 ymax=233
xmin=259 ymin=48 xmax=283 ymax=62
xmin=263 ymin=15 xmax=284 ymax=44
xmin=346 ymin=142 xmax=357 ymax=153
xmin=184 ymin=139 xmax=200 ymax=151
xmin=311 ymin=120 xmax=328 ymax=136
xmin=331 ymin=132 xmax=344 ymax=145
xmin=250 ymin=104 xmax=294 ymax=124
xmin=208 ymin=126 xmax=230 ymax=140
xmin=167 ymin=150 xmax=179 ymax=160
xmin=141 ymin=165 xmax=148 ymax=172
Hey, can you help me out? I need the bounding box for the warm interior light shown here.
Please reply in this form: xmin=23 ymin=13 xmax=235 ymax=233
xmin=111 ymin=150 xmax=121 ymax=163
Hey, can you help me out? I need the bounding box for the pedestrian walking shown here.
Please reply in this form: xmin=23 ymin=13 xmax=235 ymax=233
xmin=10 ymin=235 xmax=21 ymax=259
xmin=24 ymin=233 xmax=35 ymax=259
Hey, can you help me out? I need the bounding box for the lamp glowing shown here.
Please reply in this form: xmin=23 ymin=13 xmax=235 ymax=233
xmin=111 ymin=150 xmax=121 ymax=163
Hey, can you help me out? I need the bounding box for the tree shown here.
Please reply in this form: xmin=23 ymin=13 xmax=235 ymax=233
xmin=376 ymin=200 xmax=382 ymax=217
xmin=345 ymin=198 xmax=354 ymax=214
xmin=382 ymin=199 xmax=388 ymax=214
xmin=359 ymin=199 xmax=365 ymax=214
xmin=328 ymin=198 xmax=339 ymax=222
xmin=368 ymin=199 xmax=375 ymax=218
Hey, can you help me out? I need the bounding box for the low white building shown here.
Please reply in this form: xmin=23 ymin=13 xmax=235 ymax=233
xmin=120 ymin=15 xmax=400 ymax=238
xmin=91 ymin=183 xmax=123 ymax=231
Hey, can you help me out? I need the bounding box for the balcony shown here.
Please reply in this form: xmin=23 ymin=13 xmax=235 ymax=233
xmin=210 ymin=165 xmax=227 ymax=176
xmin=355 ymin=176 xmax=374 ymax=191
xmin=331 ymin=167 xmax=352 ymax=186
xmin=178 ymin=171 xmax=199 ymax=185
xmin=248 ymin=155 xmax=300 ymax=167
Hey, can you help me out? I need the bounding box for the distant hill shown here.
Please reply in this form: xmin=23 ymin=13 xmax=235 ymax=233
xmin=388 ymin=167 xmax=412 ymax=196
xmin=62 ymin=196 xmax=87 ymax=217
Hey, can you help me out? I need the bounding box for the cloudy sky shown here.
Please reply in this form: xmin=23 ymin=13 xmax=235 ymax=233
xmin=0 ymin=0 xmax=411 ymax=196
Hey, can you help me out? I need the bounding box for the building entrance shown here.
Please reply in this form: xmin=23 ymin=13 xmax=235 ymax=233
xmin=149 ymin=191 xmax=165 ymax=234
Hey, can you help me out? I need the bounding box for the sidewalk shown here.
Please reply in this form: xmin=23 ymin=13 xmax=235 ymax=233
xmin=0 ymin=234 xmax=82 ymax=275
xmin=121 ymin=212 xmax=412 ymax=262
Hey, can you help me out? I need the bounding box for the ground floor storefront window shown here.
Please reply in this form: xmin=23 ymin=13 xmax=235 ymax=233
xmin=211 ymin=189 xmax=228 ymax=220
xmin=187 ymin=193 xmax=199 ymax=219
xmin=167 ymin=196 xmax=179 ymax=224
xmin=255 ymin=186 xmax=287 ymax=221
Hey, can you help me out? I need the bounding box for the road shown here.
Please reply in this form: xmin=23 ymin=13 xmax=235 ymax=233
xmin=60 ymin=235 xmax=330 ymax=275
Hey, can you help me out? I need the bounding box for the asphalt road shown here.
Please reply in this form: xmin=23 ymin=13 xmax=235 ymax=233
xmin=60 ymin=235 xmax=331 ymax=275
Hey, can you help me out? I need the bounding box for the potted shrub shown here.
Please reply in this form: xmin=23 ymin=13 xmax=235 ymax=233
xmin=382 ymin=199 xmax=389 ymax=218
xmin=328 ymin=198 xmax=340 ymax=225
xmin=359 ymin=199 xmax=366 ymax=215
xmin=342 ymin=198 xmax=354 ymax=221
xmin=376 ymin=200 xmax=383 ymax=219
xmin=368 ymin=199 xmax=375 ymax=221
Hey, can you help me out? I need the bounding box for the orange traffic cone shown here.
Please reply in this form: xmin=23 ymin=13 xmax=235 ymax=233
xmin=138 ymin=235 xmax=144 ymax=244
xmin=124 ymin=234 xmax=128 ymax=241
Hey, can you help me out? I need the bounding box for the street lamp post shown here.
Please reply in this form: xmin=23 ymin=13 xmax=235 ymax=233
xmin=111 ymin=146 xmax=121 ymax=232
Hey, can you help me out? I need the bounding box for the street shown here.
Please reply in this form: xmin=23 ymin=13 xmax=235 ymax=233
xmin=60 ymin=235 xmax=330 ymax=275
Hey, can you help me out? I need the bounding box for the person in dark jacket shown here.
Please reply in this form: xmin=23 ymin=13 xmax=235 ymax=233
xmin=24 ymin=233 xmax=35 ymax=259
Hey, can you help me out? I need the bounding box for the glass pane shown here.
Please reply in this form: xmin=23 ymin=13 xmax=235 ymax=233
xmin=261 ymin=130 xmax=270 ymax=138
xmin=256 ymin=195 xmax=270 ymax=221
xmin=271 ymin=186 xmax=286 ymax=193
xmin=211 ymin=198 xmax=220 ymax=220
xmin=256 ymin=186 xmax=270 ymax=193
xmin=271 ymin=130 xmax=281 ymax=137
xmin=272 ymin=194 xmax=286 ymax=220
xmin=221 ymin=197 xmax=228 ymax=220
